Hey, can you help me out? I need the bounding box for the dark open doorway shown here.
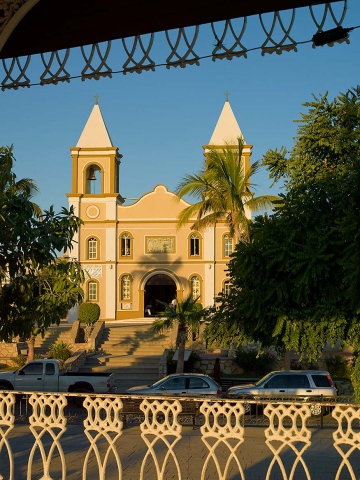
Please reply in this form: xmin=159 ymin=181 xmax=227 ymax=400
xmin=144 ymin=274 xmax=176 ymax=316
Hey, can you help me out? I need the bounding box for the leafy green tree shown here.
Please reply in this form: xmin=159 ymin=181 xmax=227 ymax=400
xmin=206 ymin=88 xmax=360 ymax=362
xmin=0 ymin=146 xmax=85 ymax=360
xmin=153 ymin=294 xmax=204 ymax=373
xmin=175 ymin=139 xmax=278 ymax=242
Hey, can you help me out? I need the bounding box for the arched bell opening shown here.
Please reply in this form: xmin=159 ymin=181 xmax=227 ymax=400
xmin=85 ymin=164 xmax=102 ymax=194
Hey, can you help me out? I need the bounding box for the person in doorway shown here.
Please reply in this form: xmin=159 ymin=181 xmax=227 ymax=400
xmin=170 ymin=295 xmax=178 ymax=310
xmin=213 ymin=358 xmax=222 ymax=383
xmin=145 ymin=299 xmax=153 ymax=316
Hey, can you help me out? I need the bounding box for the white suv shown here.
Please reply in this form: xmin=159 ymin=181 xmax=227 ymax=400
xmin=227 ymin=370 xmax=338 ymax=415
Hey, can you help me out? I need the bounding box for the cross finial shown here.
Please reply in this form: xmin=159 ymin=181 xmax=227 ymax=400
xmin=94 ymin=94 xmax=100 ymax=105
xmin=225 ymin=90 xmax=230 ymax=102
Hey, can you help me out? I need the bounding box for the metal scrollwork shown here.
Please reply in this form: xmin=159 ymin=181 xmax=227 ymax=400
xmin=211 ymin=18 xmax=248 ymax=62
xmin=0 ymin=2 xmax=350 ymax=89
xmin=310 ymin=1 xmax=348 ymax=46
xmin=0 ymin=0 xmax=28 ymax=36
xmin=165 ymin=26 xmax=200 ymax=69
xmin=40 ymin=49 xmax=70 ymax=85
xmin=81 ymin=42 xmax=112 ymax=81
xmin=122 ymin=34 xmax=155 ymax=74
xmin=260 ymin=10 xmax=297 ymax=55
xmin=1 ymin=55 xmax=30 ymax=89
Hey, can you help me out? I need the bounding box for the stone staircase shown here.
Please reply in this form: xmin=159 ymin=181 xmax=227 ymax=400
xmin=34 ymin=322 xmax=73 ymax=355
xmin=77 ymin=322 xmax=175 ymax=392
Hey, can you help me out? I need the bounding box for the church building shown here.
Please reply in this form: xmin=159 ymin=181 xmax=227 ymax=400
xmin=66 ymin=100 xmax=252 ymax=320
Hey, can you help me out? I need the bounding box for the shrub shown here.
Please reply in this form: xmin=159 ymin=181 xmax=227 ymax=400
xmin=290 ymin=359 xmax=303 ymax=370
xmin=78 ymin=302 xmax=100 ymax=325
xmin=290 ymin=359 xmax=319 ymax=370
xmin=9 ymin=354 xmax=26 ymax=369
xmin=352 ymin=356 xmax=360 ymax=402
xmin=48 ymin=341 xmax=72 ymax=369
xmin=233 ymin=348 xmax=277 ymax=377
xmin=307 ymin=361 xmax=319 ymax=371
xmin=324 ymin=355 xmax=352 ymax=379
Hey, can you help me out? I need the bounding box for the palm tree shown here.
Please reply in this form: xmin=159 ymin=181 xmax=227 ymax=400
xmin=0 ymin=146 xmax=42 ymax=220
xmin=153 ymin=294 xmax=204 ymax=374
xmin=175 ymin=139 xmax=279 ymax=243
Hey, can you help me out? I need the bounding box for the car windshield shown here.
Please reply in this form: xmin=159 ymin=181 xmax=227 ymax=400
xmin=150 ymin=377 xmax=177 ymax=388
xmin=254 ymin=372 xmax=273 ymax=387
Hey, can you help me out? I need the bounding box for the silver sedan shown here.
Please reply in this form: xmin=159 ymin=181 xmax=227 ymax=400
xmin=122 ymin=373 xmax=222 ymax=396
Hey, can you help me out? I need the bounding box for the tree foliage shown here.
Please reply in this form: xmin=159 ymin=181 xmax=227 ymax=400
xmin=0 ymin=146 xmax=85 ymax=344
xmin=206 ymin=88 xmax=360 ymax=361
xmin=175 ymin=139 xmax=278 ymax=242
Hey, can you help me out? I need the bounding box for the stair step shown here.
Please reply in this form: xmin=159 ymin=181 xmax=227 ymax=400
xmin=74 ymin=322 xmax=173 ymax=377
xmin=85 ymin=356 xmax=161 ymax=365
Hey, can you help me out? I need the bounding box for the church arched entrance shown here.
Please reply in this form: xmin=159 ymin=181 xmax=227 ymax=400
xmin=144 ymin=274 xmax=177 ymax=316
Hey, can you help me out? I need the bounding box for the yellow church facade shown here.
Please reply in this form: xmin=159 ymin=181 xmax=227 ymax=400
xmin=66 ymin=100 xmax=252 ymax=321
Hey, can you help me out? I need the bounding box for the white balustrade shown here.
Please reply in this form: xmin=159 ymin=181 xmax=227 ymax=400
xmin=0 ymin=392 xmax=358 ymax=479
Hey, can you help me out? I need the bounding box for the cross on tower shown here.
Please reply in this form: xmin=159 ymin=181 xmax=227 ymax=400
xmin=225 ymin=90 xmax=230 ymax=102
xmin=94 ymin=94 xmax=100 ymax=105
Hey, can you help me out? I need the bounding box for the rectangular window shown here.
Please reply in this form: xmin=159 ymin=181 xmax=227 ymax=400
xmin=88 ymin=282 xmax=97 ymax=301
xmin=122 ymin=275 xmax=131 ymax=300
xmin=224 ymin=235 xmax=233 ymax=257
xmin=289 ymin=375 xmax=310 ymax=388
xmin=224 ymin=282 xmax=231 ymax=296
xmin=88 ymin=238 xmax=97 ymax=259
xmin=190 ymin=235 xmax=200 ymax=256
xmin=121 ymin=235 xmax=131 ymax=256
xmin=191 ymin=276 xmax=200 ymax=300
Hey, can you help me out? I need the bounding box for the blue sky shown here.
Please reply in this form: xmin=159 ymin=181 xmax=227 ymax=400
xmin=1 ymin=1 xmax=359 ymax=214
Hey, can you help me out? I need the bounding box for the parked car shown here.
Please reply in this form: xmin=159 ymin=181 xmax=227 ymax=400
xmin=226 ymin=370 xmax=338 ymax=415
xmin=0 ymin=359 xmax=110 ymax=394
xmin=108 ymin=373 xmax=222 ymax=396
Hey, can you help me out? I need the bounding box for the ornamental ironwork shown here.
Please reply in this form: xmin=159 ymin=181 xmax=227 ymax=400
xmin=0 ymin=1 xmax=349 ymax=90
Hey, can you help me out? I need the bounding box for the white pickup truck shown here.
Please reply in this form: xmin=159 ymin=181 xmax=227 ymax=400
xmin=0 ymin=359 xmax=110 ymax=394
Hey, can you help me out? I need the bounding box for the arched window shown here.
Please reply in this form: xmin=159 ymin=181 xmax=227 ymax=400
xmin=121 ymin=233 xmax=131 ymax=257
xmin=224 ymin=234 xmax=233 ymax=257
xmin=190 ymin=233 xmax=200 ymax=257
xmin=88 ymin=281 xmax=98 ymax=301
xmin=88 ymin=237 xmax=98 ymax=259
xmin=191 ymin=275 xmax=200 ymax=300
xmin=223 ymin=281 xmax=231 ymax=296
xmin=121 ymin=275 xmax=131 ymax=300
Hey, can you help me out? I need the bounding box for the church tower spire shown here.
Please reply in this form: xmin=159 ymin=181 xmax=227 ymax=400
xmin=76 ymin=102 xmax=113 ymax=148
xmin=68 ymin=101 xmax=122 ymax=198
xmin=203 ymin=98 xmax=252 ymax=172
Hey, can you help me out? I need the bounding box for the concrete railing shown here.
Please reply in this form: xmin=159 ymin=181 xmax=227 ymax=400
xmin=1 ymin=392 xmax=359 ymax=480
